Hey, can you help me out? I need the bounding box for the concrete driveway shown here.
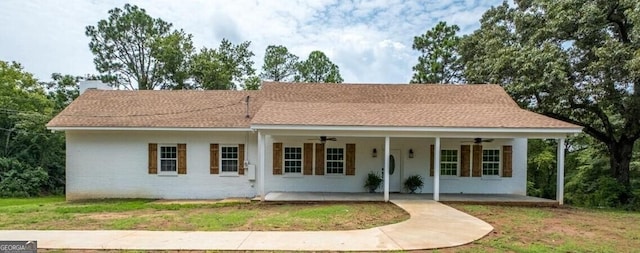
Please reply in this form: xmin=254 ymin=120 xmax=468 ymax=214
xmin=0 ymin=200 xmax=493 ymax=251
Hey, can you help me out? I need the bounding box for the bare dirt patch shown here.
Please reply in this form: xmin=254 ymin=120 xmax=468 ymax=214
xmin=440 ymin=204 xmax=640 ymax=252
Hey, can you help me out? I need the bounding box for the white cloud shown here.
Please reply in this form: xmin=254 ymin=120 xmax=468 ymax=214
xmin=0 ymin=0 xmax=503 ymax=83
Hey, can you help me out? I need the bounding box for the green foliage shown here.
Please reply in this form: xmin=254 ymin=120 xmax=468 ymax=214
xmin=459 ymin=0 xmax=640 ymax=203
xmin=527 ymin=140 xmax=557 ymax=199
xmin=364 ymin=171 xmax=383 ymax=192
xmin=0 ymin=158 xmax=49 ymax=197
xmin=189 ymin=39 xmax=256 ymax=90
xmin=45 ymin=73 xmax=80 ymax=111
xmin=294 ymin=51 xmax=343 ymax=83
xmin=411 ymin=21 xmax=463 ymax=84
xmin=403 ymin=175 xmax=424 ymax=193
xmin=153 ymin=30 xmax=195 ymax=89
xmin=260 ymin=45 xmax=299 ymax=82
xmin=0 ymin=61 xmax=66 ymax=195
xmin=242 ymin=76 xmax=261 ymax=90
xmin=565 ymin=141 xmax=639 ymax=209
xmin=86 ymin=4 xmax=194 ymax=90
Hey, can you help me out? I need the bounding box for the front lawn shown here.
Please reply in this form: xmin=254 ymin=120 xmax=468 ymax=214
xmin=443 ymin=204 xmax=640 ymax=253
xmin=0 ymin=197 xmax=409 ymax=231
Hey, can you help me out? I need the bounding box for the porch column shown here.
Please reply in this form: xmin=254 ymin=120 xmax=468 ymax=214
xmin=384 ymin=136 xmax=390 ymax=202
xmin=258 ymin=132 xmax=266 ymax=201
xmin=433 ymin=137 xmax=441 ymax=201
xmin=556 ymin=138 xmax=565 ymax=205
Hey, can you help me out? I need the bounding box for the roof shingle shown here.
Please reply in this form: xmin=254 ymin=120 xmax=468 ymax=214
xmin=46 ymin=82 xmax=580 ymax=130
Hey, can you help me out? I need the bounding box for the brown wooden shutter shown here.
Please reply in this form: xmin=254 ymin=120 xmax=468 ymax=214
xmin=210 ymin=144 xmax=219 ymax=174
xmin=303 ymin=143 xmax=313 ymax=175
xmin=273 ymin=142 xmax=283 ymax=175
xmin=472 ymin=144 xmax=482 ymax=177
xmin=177 ymin=143 xmax=187 ymax=174
xmin=429 ymin=144 xmax=434 ymax=176
xmin=346 ymin=143 xmax=356 ymax=176
xmin=238 ymin=144 xmax=245 ymax=175
xmin=460 ymin=145 xmax=471 ymax=177
xmin=315 ymin=143 xmax=325 ymax=175
xmin=502 ymin=145 xmax=513 ymax=177
xmin=148 ymin=143 xmax=158 ymax=174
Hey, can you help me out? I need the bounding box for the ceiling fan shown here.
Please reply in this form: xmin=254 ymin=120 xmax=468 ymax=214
xmin=462 ymin=138 xmax=495 ymax=144
xmin=308 ymin=136 xmax=337 ymax=143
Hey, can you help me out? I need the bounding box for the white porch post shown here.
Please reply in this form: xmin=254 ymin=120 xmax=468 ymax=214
xmin=258 ymin=132 xmax=266 ymax=201
xmin=384 ymin=136 xmax=390 ymax=202
xmin=434 ymin=137 xmax=441 ymax=201
xmin=557 ymin=138 xmax=566 ymax=205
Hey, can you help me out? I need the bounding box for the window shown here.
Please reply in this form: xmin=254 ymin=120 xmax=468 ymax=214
xmin=160 ymin=145 xmax=177 ymax=173
xmin=221 ymin=145 xmax=238 ymax=172
xmin=326 ymin=148 xmax=344 ymax=174
xmin=482 ymin=149 xmax=500 ymax=176
xmin=284 ymin=147 xmax=302 ymax=173
xmin=440 ymin=149 xmax=458 ymax=176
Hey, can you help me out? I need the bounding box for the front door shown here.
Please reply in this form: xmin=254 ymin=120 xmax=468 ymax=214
xmin=388 ymin=149 xmax=402 ymax=192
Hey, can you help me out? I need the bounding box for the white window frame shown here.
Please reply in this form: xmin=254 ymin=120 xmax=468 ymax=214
xmin=283 ymin=146 xmax=303 ymax=174
xmin=220 ymin=144 xmax=239 ymax=174
xmin=482 ymin=148 xmax=501 ymax=177
xmin=158 ymin=144 xmax=178 ymax=175
xmin=325 ymin=147 xmax=345 ymax=175
xmin=440 ymin=149 xmax=459 ymax=176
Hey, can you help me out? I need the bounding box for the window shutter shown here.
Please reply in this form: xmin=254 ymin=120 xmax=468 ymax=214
xmin=429 ymin=145 xmax=434 ymax=176
xmin=238 ymin=144 xmax=245 ymax=175
xmin=303 ymin=143 xmax=313 ymax=175
xmin=460 ymin=145 xmax=471 ymax=177
xmin=315 ymin=143 xmax=325 ymax=175
xmin=148 ymin=143 xmax=157 ymax=174
xmin=177 ymin=143 xmax=187 ymax=174
xmin=472 ymin=144 xmax=482 ymax=177
xmin=502 ymin=145 xmax=512 ymax=177
xmin=346 ymin=143 xmax=356 ymax=176
xmin=210 ymin=144 xmax=219 ymax=174
xmin=273 ymin=143 xmax=283 ymax=175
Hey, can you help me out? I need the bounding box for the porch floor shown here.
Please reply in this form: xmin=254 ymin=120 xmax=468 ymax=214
xmin=263 ymin=192 xmax=558 ymax=206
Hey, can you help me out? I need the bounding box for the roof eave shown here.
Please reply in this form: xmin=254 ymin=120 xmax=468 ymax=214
xmin=250 ymin=124 xmax=583 ymax=138
xmin=47 ymin=126 xmax=253 ymax=132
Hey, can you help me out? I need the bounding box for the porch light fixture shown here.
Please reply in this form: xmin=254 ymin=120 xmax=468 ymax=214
xmin=372 ymin=148 xmax=377 ymax=158
xmin=409 ymin=149 xmax=414 ymax=158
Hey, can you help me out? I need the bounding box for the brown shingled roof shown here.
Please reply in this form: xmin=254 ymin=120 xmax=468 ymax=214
xmin=47 ymin=82 xmax=580 ymax=130
xmin=47 ymin=89 xmax=261 ymax=128
xmin=252 ymin=83 xmax=577 ymax=128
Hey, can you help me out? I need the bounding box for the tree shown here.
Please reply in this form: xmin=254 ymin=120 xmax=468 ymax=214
xmin=0 ymin=61 xmax=65 ymax=195
xmin=45 ymin=73 xmax=80 ymax=111
xmin=243 ymin=76 xmax=261 ymax=90
xmin=459 ymin=1 xmax=640 ymax=203
xmin=86 ymin=4 xmax=194 ymax=90
xmin=190 ymin=39 xmax=256 ymax=90
xmin=260 ymin=45 xmax=299 ymax=82
xmin=294 ymin=51 xmax=343 ymax=83
xmin=153 ymin=30 xmax=195 ymax=89
xmin=411 ymin=21 xmax=463 ymax=84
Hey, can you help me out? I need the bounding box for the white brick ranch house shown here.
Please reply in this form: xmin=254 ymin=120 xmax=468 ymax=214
xmin=47 ymin=82 xmax=582 ymax=203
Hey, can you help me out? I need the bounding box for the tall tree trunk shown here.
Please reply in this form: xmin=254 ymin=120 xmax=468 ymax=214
xmin=608 ymin=139 xmax=635 ymax=203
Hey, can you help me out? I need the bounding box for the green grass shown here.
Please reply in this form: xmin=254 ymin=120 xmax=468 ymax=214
xmin=0 ymin=197 xmax=408 ymax=231
xmin=0 ymin=196 xmax=64 ymax=206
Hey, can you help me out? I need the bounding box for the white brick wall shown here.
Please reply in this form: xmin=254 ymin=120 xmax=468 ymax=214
xmin=65 ymin=131 xmax=527 ymax=200
xmin=66 ymin=130 xmax=258 ymax=200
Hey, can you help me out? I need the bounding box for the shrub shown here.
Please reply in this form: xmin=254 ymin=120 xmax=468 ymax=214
xmin=0 ymin=158 xmax=49 ymax=197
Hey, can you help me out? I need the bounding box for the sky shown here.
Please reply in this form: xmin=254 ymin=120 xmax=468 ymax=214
xmin=0 ymin=0 xmax=503 ymax=84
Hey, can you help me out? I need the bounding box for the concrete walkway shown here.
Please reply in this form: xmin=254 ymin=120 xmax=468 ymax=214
xmin=0 ymin=200 xmax=493 ymax=251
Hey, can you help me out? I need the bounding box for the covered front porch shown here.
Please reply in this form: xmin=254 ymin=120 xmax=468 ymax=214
xmin=263 ymin=192 xmax=559 ymax=206
xmin=255 ymin=129 xmax=572 ymax=205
